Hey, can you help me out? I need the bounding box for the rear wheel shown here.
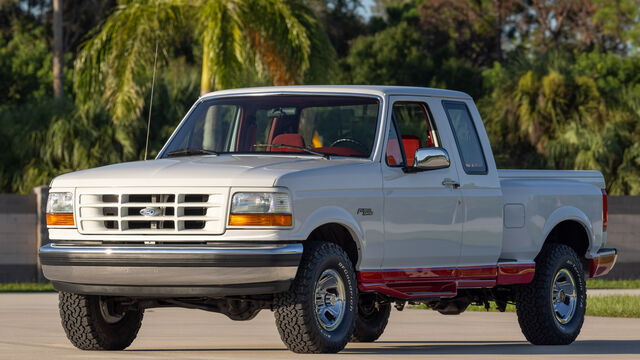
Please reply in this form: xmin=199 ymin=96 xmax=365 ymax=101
xmin=274 ymin=242 xmax=357 ymax=353
xmin=350 ymin=293 xmax=390 ymax=342
xmin=59 ymin=292 xmax=144 ymax=350
xmin=516 ymin=243 xmax=586 ymax=345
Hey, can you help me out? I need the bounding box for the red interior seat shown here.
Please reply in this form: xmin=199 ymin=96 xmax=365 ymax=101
xmin=386 ymin=138 xmax=402 ymax=165
xmin=401 ymin=135 xmax=421 ymax=166
xmin=270 ymin=134 xmax=304 ymax=152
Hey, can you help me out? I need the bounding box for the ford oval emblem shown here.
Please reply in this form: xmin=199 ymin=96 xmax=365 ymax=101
xmin=140 ymin=207 xmax=159 ymax=217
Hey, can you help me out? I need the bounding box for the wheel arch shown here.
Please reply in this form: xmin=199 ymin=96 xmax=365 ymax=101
xmin=541 ymin=207 xmax=594 ymax=265
xmin=306 ymin=223 xmax=361 ymax=269
xmin=298 ymin=206 xmax=364 ymax=268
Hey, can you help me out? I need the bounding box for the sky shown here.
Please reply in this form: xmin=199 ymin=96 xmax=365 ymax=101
xmin=359 ymin=0 xmax=376 ymax=19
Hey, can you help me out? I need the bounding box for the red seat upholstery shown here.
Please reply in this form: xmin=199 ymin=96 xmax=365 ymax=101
xmin=386 ymin=138 xmax=402 ymax=165
xmin=401 ymin=135 xmax=421 ymax=166
xmin=270 ymin=134 xmax=304 ymax=152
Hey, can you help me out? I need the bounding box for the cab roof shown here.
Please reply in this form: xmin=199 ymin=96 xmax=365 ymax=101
xmin=200 ymin=85 xmax=472 ymax=101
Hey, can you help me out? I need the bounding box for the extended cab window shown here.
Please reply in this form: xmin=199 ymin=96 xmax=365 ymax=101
xmin=443 ymin=101 xmax=487 ymax=174
xmin=386 ymin=102 xmax=439 ymax=167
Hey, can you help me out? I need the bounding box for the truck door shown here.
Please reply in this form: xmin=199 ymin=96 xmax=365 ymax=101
xmin=381 ymin=96 xmax=464 ymax=269
xmin=440 ymin=100 xmax=502 ymax=267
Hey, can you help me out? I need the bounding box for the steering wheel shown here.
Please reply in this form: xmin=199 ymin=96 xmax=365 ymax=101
xmin=329 ymin=138 xmax=368 ymax=153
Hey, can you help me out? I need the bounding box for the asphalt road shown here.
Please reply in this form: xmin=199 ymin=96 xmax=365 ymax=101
xmin=1 ymin=293 xmax=639 ymax=360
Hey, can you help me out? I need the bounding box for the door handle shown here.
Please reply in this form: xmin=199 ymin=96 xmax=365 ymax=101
xmin=442 ymin=178 xmax=460 ymax=189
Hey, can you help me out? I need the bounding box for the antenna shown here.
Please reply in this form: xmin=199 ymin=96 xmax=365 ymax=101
xmin=144 ymin=40 xmax=159 ymax=161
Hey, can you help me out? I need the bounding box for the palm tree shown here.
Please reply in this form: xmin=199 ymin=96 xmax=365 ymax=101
xmin=73 ymin=0 xmax=335 ymax=124
xmin=53 ymin=0 xmax=64 ymax=98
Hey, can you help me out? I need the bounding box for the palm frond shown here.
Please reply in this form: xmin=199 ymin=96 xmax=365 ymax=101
xmin=73 ymin=0 xmax=186 ymax=124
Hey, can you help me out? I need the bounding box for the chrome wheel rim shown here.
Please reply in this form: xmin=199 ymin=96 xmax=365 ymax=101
xmin=552 ymin=268 xmax=577 ymax=324
xmin=314 ymin=269 xmax=346 ymax=331
xmin=99 ymin=297 xmax=124 ymax=324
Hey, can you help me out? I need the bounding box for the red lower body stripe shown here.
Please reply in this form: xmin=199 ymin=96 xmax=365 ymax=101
xmin=357 ymin=263 xmax=535 ymax=299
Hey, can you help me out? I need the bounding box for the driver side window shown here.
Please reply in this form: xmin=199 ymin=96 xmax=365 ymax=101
xmin=386 ymin=102 xmax=439 ymax=167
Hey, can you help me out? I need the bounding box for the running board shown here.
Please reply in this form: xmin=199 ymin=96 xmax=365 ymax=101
xmin=357 ymin=262 xmax=535 ymax=300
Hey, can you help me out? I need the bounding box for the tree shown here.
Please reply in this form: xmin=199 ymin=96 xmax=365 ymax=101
xmin=339 ymin=2 xmax=484 ymax=98
xmin=305 ymin=0 xmax=367 ymax=57
xmin=418 ymin=0 xmax=520 ymax=64
xmin=480 ymin=50 xmax=640 ymax=194
xmin=0 ymin=23 xmax=53 ymax=106
xmin=511 ymin=0 xmax=640 ymax=54
xmin=74 ymin=0 xmax=335 ymax=124
xmin=52 ymin=0 xmax=63 ymax=98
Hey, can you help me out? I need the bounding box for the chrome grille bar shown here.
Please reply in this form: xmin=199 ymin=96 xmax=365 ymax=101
xmin=77 ymin=188 xmax=228 ymax=235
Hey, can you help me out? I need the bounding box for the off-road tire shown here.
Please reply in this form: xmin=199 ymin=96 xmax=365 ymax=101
xmin=59 ymin=291 xmax=144 ymax=350
xmin=350 ymin=294 xmax=390 ymax=342
xmin=516 ymin=243 xmax=586 ymax=345
xmin=274 ymin=241 xmax=357 ymax=353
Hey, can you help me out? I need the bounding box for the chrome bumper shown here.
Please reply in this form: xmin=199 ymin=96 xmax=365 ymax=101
xmin=39 ymin=243 xmax=302 ymax=296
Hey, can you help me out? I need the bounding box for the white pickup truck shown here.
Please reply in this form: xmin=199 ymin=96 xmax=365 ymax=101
xmin=40 ymin=86 xmax=618 ymax=353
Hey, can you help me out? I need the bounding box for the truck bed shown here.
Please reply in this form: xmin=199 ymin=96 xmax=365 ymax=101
xmin=498 ymin=169 xmax=606 ymax=262
xmin=498 ymin=169 xmax=605 ymax=188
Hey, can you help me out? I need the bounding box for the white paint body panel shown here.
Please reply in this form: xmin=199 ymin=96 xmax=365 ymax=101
xmin=48 ymin=86 xmax=607 ymax=274
xmin=499 ymin=170 xmax=606 ymax=260
xmin=381 ymin=96 xmax=464 ymax=269
xmin=446 ymin=99 xmax=503 ymax=267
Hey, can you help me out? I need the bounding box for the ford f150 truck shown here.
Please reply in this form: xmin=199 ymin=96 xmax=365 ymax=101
xmin=40 ymin=86 xmax=618 ymax=353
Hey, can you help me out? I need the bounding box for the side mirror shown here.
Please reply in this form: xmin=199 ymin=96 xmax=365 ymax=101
xmin=414 ymin=147 xmax=450 ymax=170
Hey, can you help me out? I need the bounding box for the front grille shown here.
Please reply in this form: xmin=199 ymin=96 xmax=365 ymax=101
xmin=77 ymin=188 xmax=228 ymax=234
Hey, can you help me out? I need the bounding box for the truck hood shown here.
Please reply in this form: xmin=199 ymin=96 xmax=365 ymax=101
xmin=50 ymin=154 xmax=367 ymax=188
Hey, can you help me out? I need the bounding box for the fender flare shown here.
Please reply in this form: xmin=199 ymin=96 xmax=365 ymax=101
xmin=542 ymin=206 xmax=595 ymax=255
xmin=297 ymin=206 xmax=365 ymax=266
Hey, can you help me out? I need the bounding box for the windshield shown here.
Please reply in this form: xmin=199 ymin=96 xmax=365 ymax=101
xmin=159 ymin=95 xmax=380 ymax=158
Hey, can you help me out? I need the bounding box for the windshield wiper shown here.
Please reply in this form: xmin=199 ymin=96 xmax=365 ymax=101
xmin=254 ymin=144 xmax=330 ymax=159
xmin=165 ymin=148 xmax=219 ymax=157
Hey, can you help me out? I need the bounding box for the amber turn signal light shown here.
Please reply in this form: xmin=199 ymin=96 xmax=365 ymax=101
xmin=228 ymin=214 xmax=292 ymax=226
xmin=46 ymin=213 xmax=75 ymax=226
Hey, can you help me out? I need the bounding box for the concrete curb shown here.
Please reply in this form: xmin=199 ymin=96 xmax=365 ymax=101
xmin=587 ymin=289 xmax=640 ymax=296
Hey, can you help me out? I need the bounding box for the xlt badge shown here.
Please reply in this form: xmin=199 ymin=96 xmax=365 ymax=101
xmin=357 ymin=208 xmax=373 ymax=216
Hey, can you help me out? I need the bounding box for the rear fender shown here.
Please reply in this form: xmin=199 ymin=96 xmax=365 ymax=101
xmin=542 ymin=206 xmax=596 ymax=258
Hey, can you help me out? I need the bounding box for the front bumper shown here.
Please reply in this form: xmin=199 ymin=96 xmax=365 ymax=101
xmin=589 ymin=248 xmax=618 ymax=278
xmin=39 ymin=243 xmax=302 ymax=297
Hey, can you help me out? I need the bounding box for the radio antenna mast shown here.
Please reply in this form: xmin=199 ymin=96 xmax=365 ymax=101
xmin=144 ymin=40 xmax=159 ymax=161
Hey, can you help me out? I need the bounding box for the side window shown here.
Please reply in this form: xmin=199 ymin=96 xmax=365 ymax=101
xmin=443 ymin=101 xmax=487 ymax=174
xmin=390 ymin=102 xmax=439 ymax=167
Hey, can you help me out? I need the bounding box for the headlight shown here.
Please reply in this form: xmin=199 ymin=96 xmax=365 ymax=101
xmin=229 ymin=192 xmax=292 ymax=227
xmin=46 ymin=192 xmax=73 ymax=213
xmin=46 ymin=192 xmax=75 ymax=226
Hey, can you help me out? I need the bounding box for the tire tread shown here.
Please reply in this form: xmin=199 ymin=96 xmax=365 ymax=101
xmin=274 ymin=241 xmax=356 ymax=353
xmin=516 ymin=243 xmax=586 ymax=345
xmin=59 ymin=292 xmax=143 ymax=350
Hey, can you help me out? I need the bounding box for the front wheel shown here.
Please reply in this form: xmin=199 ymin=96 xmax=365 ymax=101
xmin=59 ymin=292 xmax=144 ymax=350
xmin=516 ymin=243 xmax=586 ymax=345
xmin=274 ymin=241 xmax=357 ymax=353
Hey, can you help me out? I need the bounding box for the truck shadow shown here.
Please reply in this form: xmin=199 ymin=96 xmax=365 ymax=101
xmin=343 ymin=340 xmax=640 ymax=355
xmin=128 ymin=340 xmax=640 ymax=355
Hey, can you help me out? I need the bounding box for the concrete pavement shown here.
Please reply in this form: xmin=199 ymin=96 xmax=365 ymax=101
xmin=587 ymin=289 xmax=640 ymax=296
xmin=1 ymin=293 xmax=639 ymax=359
